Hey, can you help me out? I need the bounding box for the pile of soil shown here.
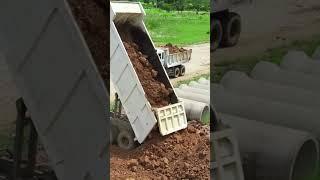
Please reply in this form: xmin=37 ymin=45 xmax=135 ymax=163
xmin=163 ymin=43 xmax=187 ymax=54
xmin=116 ymin=23 xmax=173 ymax=108
xmin=67 ymin=0 xmax=109 ymax=88
xmin=123 ymin=42 xmax=172 ymax=107
xmin=111 ymin=121 xmax=210 ymax=179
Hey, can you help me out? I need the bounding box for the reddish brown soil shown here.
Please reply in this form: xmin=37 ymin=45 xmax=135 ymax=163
xmin=111 ymin=121 xmax=210 ymax=179
xmin=67 ymin=0 xmax=109 ymax=88
xmin=163 ymin=43 xmax=187 ymax=54
xmin=123 ymin=42 xmax=172 ymax=107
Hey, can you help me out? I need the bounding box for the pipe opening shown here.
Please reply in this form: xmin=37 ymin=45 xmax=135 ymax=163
xmin=291 ymin=140 xmax=318 ymax=180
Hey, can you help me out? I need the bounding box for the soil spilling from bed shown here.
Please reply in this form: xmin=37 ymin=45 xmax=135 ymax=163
xmin=67 ymin=0 xmax=109 ymax=88
xmin=111 ymin=121 xmax=210 ymax=179
xmin=117 ymin=23 xmax=173 ymax=108
xmin=163 ymin=43 xmax=188 ymax=54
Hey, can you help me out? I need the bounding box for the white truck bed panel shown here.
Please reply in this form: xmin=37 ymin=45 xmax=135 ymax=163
xmin=110 ymin=22 xmax=157 ymax=143
xmin=0 ymin=0 xmax=109 ymax=179
xmin=165 ymin=49 xmax=192 ymax=68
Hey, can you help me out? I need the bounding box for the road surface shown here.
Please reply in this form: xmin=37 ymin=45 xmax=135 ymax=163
xmin=213 ymin=0 xmax=320 ymax=64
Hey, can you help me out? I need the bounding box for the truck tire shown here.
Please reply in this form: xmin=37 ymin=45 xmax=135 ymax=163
xmin=211 ymin=18 xmax=223 ymax=51
xmin=117 ymin=130 xmax=136 ymax=150
xmin=174 ymin=67 xmax=180 ymax=78
xmin=221 ymin=12 xmax=241 ymax=47
xmin=180 ymin=65 xmax=186 ymax=76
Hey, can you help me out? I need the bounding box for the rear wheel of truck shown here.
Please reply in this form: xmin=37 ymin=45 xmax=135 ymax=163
xmin=174 ymin=67 xmax=180 ymax=78
xmin=117 ymin=130 xmax=136 ymax=150
xmin=211 ymin=18 xmax=223 ymax=51
xmin=179 ymin=65 xmax=186 ymax=76
xmin=221 ymin=12 xmax=241 ymax=47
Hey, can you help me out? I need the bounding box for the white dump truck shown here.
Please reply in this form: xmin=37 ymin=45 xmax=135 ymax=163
xmin=110 ymin=2 xmax=188 ymax=149
xmin=211 ymin=0 xmax=252 ymax=51
xmin=156 ymin=47 xmax=192 ymax=78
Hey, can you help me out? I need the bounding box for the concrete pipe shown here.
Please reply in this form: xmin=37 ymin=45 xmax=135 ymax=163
xmin=251 ymin=61 xmax=320 ymax=93
xmin=178 ymin=85 xmax=210 ymax=96
xmin=189 ymin=81 xmax=209 ymax=90
xmin=280 ymin=50 xmax=320 ymax=76
xmin=198 ymin=77 xmax=209 ymax=85
xmin=219 ymin=113 xmax=319 ymax=180
xmin=313 ymin=46 xmax=320 ymax=60
xmin=220 ymin=71 xmax=320 ymax=109
xmin=175 ymin=88 xmax=209 ymax=105
xmin=212 ymin=84 xmax=320 ymax=138
xmin=179 ymin=98 xmax=209 ymax=122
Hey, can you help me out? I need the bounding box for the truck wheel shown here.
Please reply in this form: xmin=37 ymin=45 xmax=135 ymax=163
xmin=221 ymin=12 xmax=241 ymax=47
xmin=117 ymin=130 xmax=136 ymax=150
xmin=211 ymin=18 xmax=223 ymax=51
xmin=174 ymin=67 xmax=180 ymax=78
xmin=179 ymin=65 xmax=186 ymax=76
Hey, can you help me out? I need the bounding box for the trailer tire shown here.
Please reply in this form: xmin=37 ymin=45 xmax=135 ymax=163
xmin=211 ymin=18 xmax=223 ymax=51
xmin=117 ymin=130 xmax=136 ymax=150
xmin=174 ymin=67 xmax=180 ymax=78
xmin=179 ymin=65 xmax=186 ymax=76
xmin=221 ymin=12 xmax=241 ymax=47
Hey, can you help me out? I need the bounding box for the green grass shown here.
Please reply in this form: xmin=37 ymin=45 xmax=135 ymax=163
xmin=174 ymin=73 xmax=210 ymax=87
xmin=213 ymin=34 xmax=320 ymax=83
xmin=144 ymin=8 xmax=210 ymax=46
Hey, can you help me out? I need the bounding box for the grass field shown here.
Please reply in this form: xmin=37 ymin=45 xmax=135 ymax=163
xmin=213 ymin=34 xmax=320 ymax=83
xmin=144 ymin=8 xmax=210 ymax=46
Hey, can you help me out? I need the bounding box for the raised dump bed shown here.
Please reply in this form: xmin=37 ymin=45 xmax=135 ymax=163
xmin=0 ymin=0 xmax=108 ymax=179
xmin=110 ymin=2 xmax=187 ymax=143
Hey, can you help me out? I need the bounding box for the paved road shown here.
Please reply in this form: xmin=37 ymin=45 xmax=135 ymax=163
xmin=110 ymin=43 xmax=210 ymax=101
xmin=0 ymin=53 xmax=18 ymax=128
xmin=213 ymin=0 xmax=320 ymax=64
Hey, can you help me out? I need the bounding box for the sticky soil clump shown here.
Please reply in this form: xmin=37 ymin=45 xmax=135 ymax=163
xmin=163 ymin=43 xmax=187 ymax=54
xmin=117 ymin=23 xmax=173 ymax=108
xmin=67 ymin=0 xmax=109 ymax=88
xmin=111 ymin=121 xmax=210 ymax=179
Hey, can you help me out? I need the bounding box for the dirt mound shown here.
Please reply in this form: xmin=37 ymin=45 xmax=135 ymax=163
xmin=111 ymin=121 xmax=210 ymax=179
xmin=67 ymin=0 xmax=109 ymax=88
xmin=163 ymin=43 xmax=187 ymax=54
xmin=124 ymin=42 xmax=172 ymax=107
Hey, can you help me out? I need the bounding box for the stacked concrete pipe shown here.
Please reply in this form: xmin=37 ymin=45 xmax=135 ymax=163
xmin=280 ymin=50 xmax=320 ymax=76
xmin=179 ymin=98 xmax=209 ymax=122
xmin=175 ymin=88 xmax=209 ymax=105
xmin=219 ymin=113 xmax=319 ymax=180
xmin=212 ymin=84 xmax=320 ymax=138
xmin=251 ymin=61 xmax=320 ymax=93
xmin=189 ymin=81 xmax=209 ymax=90
xmin=220 ymin=71 xmax=320 ymax=109
xmin=178 ymin=84 xmax=210 ymax=95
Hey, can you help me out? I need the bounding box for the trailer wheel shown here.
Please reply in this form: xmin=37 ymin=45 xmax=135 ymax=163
xmin=117 ymin=130 xmax=136 ymax=150
xmin=174 ymin=67 xmax=180 ymax=78
xmin=221 ymin=12 xmax=241 ymax=47
xmin=179 ymin=65 xmax=186 ymax=76
xmin=211 ymin=18 xmax=223 ymax=51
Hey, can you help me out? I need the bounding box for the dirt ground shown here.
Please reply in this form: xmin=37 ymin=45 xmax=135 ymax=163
xmin=213 ymin=0 xmax=320 ymax=64
xmin=110 ymin=121 xmax=210 ymax=180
